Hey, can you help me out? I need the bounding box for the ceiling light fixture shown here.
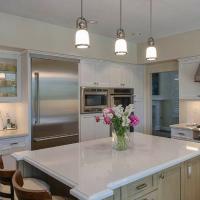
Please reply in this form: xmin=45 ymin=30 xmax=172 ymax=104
xmin=75 ymin=0 xmax=90 ymax=49
xmin=146 ymin=0 xmax=157 ymax=61
xmin=115 ymin=0 xmax=128 ymax=56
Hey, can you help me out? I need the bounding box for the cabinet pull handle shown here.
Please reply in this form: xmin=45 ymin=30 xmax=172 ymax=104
xmin=187 ymin=165 xmax=192 ymax=178
xmin=178 ymin=132 xmax=185 ymax=136
xmin=159 ymin=172 xmax=165 ymax=179
xmin=197 ymin=95 xmax=200 ymax=98
xmin=142 ymin=198 xmax=153 ymax=200
xmin=136 ymin=183 xmax=147 ymax=190
xmin=10 ymin=142 xmax=18 ymax=145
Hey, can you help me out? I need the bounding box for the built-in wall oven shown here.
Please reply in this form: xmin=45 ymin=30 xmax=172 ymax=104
xmin=109 ymin=88 xmax=134 ymax=108
xmin=81 ymin=88 xmax=109 ymax=113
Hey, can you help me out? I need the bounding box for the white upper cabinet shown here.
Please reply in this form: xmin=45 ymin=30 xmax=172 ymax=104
xmin=0 ymin=51 xmax=21 ymax=102
xmin=120 ymin=65 xmax=134 ymax=88
xmin=179 ymin=57 xmax=200 ymax=100
xmin=80 ymin=59 xmax=96 ymax=87
xmin=109 ymin=63 xmax=123 ymax=88
xmin=80 ymin=59 xmax=110 ymax=87
xmin=80 ymin=59 xmax=135 ymax=88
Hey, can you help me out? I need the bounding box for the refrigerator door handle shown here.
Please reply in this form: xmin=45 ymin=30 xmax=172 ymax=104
xmin=34 ymin=72 xmax=40 ymax=124
xmin=33 ymin=134 xmax=79 ymax=142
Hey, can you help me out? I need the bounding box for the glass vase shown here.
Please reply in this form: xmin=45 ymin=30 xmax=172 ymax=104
xmin=112 ymin=128 xmax=130 ymax=151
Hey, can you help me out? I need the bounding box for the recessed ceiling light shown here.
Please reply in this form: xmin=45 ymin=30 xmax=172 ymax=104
xmin=87 ymin=20 xmax=98 ymax=24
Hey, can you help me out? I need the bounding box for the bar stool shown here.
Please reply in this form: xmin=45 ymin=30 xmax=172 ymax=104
xmin=12 ymin=170 xmax=66 ymax=200
xmin=0 ymin=155 xmax=50 ymax=200
xmin=0 ymin=155 xmax=15 ymax=200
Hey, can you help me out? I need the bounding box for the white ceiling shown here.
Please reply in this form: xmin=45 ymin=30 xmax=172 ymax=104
xmin=0 ymin=0 xmax=200 ymax=42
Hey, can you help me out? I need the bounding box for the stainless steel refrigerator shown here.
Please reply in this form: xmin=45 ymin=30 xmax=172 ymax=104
xmin=31 ymin=57 xmax=79 ymax=150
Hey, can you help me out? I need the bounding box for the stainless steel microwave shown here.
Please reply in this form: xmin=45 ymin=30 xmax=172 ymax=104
xmin=80 ymin=87 xmax=109 ymax=113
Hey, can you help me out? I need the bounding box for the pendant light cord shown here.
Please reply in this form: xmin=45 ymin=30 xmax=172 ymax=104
xmin=81 ymin=0 xmax=83 ymax=18
xmin=120 ymin=0 xmax=122 ymax=29
xmin=150 ymin=0 xmax=152 ymax=36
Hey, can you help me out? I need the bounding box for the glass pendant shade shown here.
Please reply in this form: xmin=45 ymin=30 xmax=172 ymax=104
xmin=75 ymin=29 xmax=90 ymax=48
xmin=146 ymin=37 xmax=157 ymax=61
xmin=115 ymin=29 xmax=127 ymax=55
xmin=146 ymin=46 xmax=157 ymax=61
xmin=115 ymin=38 xmax=127 ymax=55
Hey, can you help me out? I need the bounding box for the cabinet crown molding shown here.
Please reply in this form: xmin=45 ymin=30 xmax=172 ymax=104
xmin=178 ymin=55 xmax=200 ymax=64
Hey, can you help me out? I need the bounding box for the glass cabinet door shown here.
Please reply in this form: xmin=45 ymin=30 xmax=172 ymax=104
xmin=0 ymin=55 xmax=19 ymax=99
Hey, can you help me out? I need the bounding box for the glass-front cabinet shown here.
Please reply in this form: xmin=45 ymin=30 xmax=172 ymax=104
xmin=0 ymin=52 xmax=21 ymax=101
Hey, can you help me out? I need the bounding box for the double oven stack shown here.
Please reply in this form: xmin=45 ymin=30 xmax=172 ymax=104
xmin=80 ymin=87 xmax=134 ymax=114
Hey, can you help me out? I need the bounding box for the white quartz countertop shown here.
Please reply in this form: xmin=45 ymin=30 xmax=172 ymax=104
xmin=0 ymin=129 xmax=28 ymax=139
xmin=13 ymin=133 xmax=200 ymax=200
xmin=170 ymin=123 xmax=198 ymax=130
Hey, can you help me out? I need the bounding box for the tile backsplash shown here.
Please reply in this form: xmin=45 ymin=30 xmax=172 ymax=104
xmin=180 ymin=100 xmax=200 ymax=124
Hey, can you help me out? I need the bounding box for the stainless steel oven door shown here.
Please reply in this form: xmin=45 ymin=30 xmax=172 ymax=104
xmin=110 ymin=95 xmax=133 ymax=108
xmin=81 ymin=88 xmax=109 ymax=113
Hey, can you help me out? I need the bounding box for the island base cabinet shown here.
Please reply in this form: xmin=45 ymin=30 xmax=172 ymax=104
xmin=182 ymin=156 xmax=200 ymax=200
xmin=134 ymin=190 xmax=158 ymax=200
xmin=157 ymin=165 xmax=181 ymax=200
xmin=121 ymin=175 xmax=158 ymax=200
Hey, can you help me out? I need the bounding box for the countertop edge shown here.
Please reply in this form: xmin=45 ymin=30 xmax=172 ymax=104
xmin=70 ymin=151 xmax=200 ymax=200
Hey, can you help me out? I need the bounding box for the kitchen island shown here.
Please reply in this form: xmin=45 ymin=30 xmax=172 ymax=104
xmin=13 ymin=133 xmax=200 ymax=200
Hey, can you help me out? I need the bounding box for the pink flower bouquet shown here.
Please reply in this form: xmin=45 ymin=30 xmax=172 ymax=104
xmin=96 ymin=104 xmax=139 ymax=150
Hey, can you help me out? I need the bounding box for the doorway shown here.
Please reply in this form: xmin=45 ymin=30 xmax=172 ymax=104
xmin=152 ymin=71 xmax=179 ymax=137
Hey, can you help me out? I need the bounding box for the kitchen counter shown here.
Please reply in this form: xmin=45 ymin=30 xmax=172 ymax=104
xmin=0 ymin=129 xmax=28 ymax=140
xmin=170 ymin=123 xmax=199 ymax=130
xmin=13 ymin=133 xmax=200 ymax=200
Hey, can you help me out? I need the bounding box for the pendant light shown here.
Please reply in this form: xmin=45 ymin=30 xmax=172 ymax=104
xmin=75 ymin=0 xmax=90 ymax=48
xmin=115 ymin=0 xmax=128 ymax=55
xmin=146 ymin=0 xmax=157 ymax=61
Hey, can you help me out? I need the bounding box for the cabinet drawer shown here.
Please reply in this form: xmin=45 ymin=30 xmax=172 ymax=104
xmin=171 ymin=128 xmax=193 ymax=140
xmin=122 ymin=175 xmax=158 ymax=199
xmin=134 ymin=190 xmax=158 ymax=200
xmin=0 ymin=136 xmax=27 ymax=155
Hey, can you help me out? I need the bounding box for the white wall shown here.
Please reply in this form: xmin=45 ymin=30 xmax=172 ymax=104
xmin=0 ymin=12 xmax=137 ymax=64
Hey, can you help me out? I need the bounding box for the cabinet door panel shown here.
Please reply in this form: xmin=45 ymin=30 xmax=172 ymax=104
xmin=95 ymin=120 xmax=110 ymax=139
xmin=134 ymin=190 xmax=158 ymax=200
xmin=121 ymin=66 xmax=134 ymax=88
xmin=80 ymin=114 xmax=110 ymax=141
xmin=184 ymin=157 xmax=200 ymax=200
xmin=95 ymin=62 xmax=110 ymax=87
xmin=80 ymin=116 xmax=95 ymax=141
xmin=80 ymin=60 xmax=96 ymax=87
xmin=158 ymin=165 xmax=181 ymax=200
xmin=110 ymin=65 xmax=122 ymax=88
